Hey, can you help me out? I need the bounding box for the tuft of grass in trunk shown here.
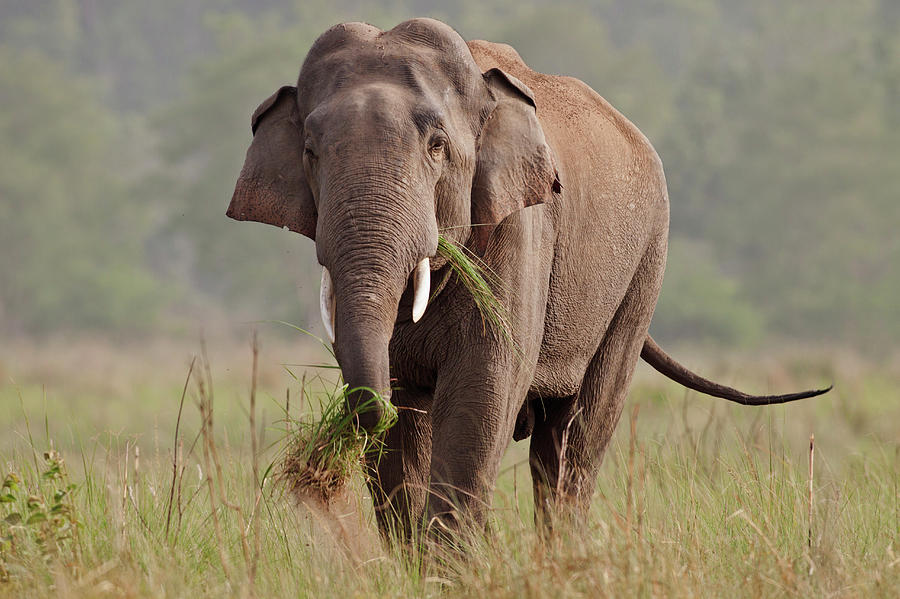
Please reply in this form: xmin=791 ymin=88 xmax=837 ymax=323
xmin=279 ymin=383 xmax=397 ymax=505
xmin=436 ymin=235 xmax=512 ymax=343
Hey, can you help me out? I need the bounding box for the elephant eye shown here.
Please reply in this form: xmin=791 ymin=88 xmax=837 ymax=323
xmin=304 ymin=141 xmax=318 ymax=162
xmin=428 ymin=135 xmax=447 ymax=159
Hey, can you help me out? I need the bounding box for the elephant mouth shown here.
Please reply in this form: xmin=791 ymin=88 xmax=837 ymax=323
xmin=319 ymin=257 xmax=452 ymax=342
xmin=396 ymin=263 xmax=453 ymax=325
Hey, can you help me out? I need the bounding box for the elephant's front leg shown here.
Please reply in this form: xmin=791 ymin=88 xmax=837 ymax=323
xmin=421 ymin=209 xmax=550 ymax=532
xmin=366 ymin=387 xmax=432 ymax=540
xmin=424 ymin=350 xmax=532 ymax=532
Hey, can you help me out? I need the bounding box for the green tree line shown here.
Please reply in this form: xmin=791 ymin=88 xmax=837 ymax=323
xmin=1 ymin=0 xmax=897 ymax=348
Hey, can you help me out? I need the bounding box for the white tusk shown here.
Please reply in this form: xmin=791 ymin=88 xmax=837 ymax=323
xmin=320 ymin=267 xmax=336 ymax=343
xmin=412 ymin=258 xmax=430 ymax=323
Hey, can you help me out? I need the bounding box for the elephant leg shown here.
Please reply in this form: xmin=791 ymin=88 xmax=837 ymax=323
xmin=424 ymin=376 xmax=523 ymax=534
xmin=548 ymin=236 xmax=666 ymax=517
xmin=366 ymin=387 xmax=432 ymax=540
xmin=422 ymin=207 xmax=549 ymax=534
xmin=424 ymin=330 xmax=543 ymax=534
xmin=527 ymin=394 xmax=577 ymax=525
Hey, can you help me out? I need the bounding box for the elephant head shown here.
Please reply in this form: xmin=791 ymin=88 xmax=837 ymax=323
xmin=227 ymin=18 xmax=558 ymax=429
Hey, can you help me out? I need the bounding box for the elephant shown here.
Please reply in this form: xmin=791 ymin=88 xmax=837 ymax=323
xmin=226 ymin=18 xmax=829 ymax=537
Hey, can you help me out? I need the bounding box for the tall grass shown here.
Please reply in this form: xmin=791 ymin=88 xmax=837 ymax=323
xmin=0 ymin=341 xmax=897 ymax=597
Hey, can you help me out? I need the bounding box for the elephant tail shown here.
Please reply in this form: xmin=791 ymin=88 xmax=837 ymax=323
xmin=640 ymin=336 xmax=832 ymax=405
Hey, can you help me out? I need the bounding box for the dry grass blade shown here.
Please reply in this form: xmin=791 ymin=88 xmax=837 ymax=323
xmin=165 ymin=356 xmax=194 ymax=541
xmin=808 ymin=433 xmax=815 ymax=551
xmin=249 ymin=332 xmax=262 ymax=586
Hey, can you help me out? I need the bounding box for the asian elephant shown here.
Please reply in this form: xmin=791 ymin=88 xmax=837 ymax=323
xmin=227 ymin=18 xmax=829 ymax=537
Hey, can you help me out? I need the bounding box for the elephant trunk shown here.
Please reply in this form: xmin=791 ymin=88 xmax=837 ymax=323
xmin=330 ymin=249 xmax=404 ymax=432
xmin=319 ymin=183 xmax=437 ymax=431
xmin=333 ymin=308 xmax=393 ymax=432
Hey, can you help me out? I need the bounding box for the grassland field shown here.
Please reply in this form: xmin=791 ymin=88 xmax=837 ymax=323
xmin=0 ymin=333 xmax=897 ymax=598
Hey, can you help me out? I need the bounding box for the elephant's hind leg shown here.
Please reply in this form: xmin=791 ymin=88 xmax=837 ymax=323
xmin=533 ymin=234 xmax=666 ymax=520
xmin=528 ymin=394 xmax=577 ymax=524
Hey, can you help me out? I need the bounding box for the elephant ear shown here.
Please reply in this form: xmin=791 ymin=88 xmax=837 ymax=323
xmin=470 ymin=68 xmax=560 ymax=252
xmin=227 ymin=85 xmax=317 ymax=240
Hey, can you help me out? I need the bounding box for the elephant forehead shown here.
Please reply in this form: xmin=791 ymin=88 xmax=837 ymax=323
xmin=302 ymin=54 xmax=441 ymax=95
xmin=305 ymin=83 xmax=436 ymax=146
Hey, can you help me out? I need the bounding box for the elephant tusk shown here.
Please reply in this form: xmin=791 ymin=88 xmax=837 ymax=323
xmin=412 ymin=257 xmax=430 ymax=323
xmin=320 ymin=267 xmax=336 ymax=343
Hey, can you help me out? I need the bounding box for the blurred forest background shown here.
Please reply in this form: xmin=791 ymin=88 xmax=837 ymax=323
xmin=1 ymin=0 xmax=897 ymax=352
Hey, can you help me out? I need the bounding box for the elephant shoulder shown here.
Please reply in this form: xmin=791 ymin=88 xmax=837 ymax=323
xmin=467 ymin=39 xmax=667 ymax=205
xmin=555 ymin=75 xmax=666 ymax=181
xmin=466 ymin=40 xmax=562 ymax=119
xmin=467 ymin=39 xmax=634 ymax=143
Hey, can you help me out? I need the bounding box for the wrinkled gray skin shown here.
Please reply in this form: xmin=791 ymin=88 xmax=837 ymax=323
xmin=227 ymin=18 xmax=829 ymax=537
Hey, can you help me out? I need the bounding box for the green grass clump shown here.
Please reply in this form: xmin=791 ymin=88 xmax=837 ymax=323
xmin=280 ymin=383 xmax=397 ymax=505
xmin=1 ymin=452 xmax=79 ymax=584
xmin=436 ymin=235 xmax=512 ymax=342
